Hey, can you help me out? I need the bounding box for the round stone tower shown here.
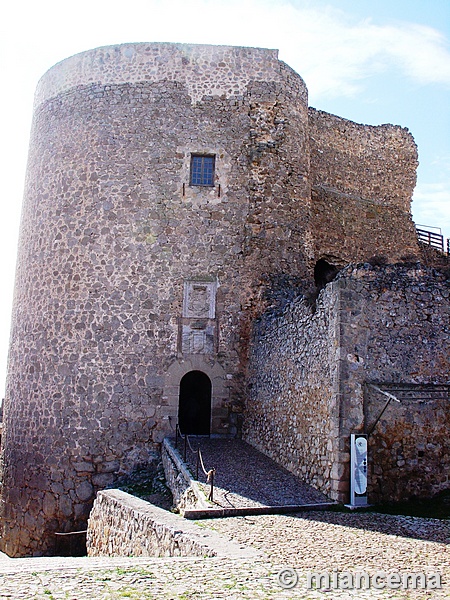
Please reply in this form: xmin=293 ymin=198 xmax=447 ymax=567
xmin=0 ymin=43 xmax=311 ymax=556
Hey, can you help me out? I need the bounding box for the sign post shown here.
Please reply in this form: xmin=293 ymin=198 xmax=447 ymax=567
xmin=349 ymin=433 xmax=368 ymax=507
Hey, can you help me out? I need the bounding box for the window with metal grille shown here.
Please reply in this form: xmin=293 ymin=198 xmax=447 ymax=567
xmin=190 ymin=154 xmax=215 ymax=186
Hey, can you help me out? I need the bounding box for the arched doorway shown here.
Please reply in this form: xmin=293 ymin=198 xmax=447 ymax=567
xmin=178 ymin=371 xmax=212 ymax=435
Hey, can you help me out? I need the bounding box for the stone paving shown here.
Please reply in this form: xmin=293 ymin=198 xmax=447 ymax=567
xmin=0 ymin=441 xmax=448 ymax=598
xmin=0 ymin=509 xmax=448 ymax=599
xmin=177 ymin=437 xmax=329 ymax=508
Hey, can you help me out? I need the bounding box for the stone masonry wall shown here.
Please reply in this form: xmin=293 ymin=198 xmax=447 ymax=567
xmin=244 ymin=289 xmax=342 ymax=501
xmin=0 ymin=43 xmax=311 ymax=556
xmin=309 ymin=108 xmax=419 ymax=265
xmin=34 ymin=43 xmax=281 ymax=108
xmin=1 ymin=41 xmax=428 ymax=557
xmin=245 ymin=264 xmax=449 ymax=505
xmin=87 ymin=489 xmax=257 ymax=558
xmin=334 ymin=264 xmax=450 ymax=503
xmin=161 ymin=438 xmax=209 ymax=511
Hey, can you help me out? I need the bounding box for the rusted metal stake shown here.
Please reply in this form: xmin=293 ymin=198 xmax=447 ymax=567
xmin=207 ymin=468 xmax=215 ymax=502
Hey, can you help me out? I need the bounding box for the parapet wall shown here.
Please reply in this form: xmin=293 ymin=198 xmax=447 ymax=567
xmin=34 ymin=43 xmax=284 ymax=107
xmin=87 ymin=489 xmax=257 ymax=558
xmin=161 ymin=438 xmax=209 ymax=511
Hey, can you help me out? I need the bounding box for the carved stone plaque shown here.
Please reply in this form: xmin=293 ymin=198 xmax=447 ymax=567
xmin=183 ymin=280 xmax=216 ymax=319
xmin=180 ymin=279 xmax=217 ymax=354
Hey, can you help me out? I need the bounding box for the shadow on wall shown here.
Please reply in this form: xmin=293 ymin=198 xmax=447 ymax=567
xmin=54 ymin=531 xmax=87 ymax=557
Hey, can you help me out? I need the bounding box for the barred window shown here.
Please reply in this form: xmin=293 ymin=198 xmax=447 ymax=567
xmin=190 ymin=154 xmax=215 ymax=186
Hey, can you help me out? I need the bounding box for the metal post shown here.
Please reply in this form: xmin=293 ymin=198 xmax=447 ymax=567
xmin=196 ymin=449 xmax=199 ymax=481
xmin=207 ymin=468 xmax=215 ymax=502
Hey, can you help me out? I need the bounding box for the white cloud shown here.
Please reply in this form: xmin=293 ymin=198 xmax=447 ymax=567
xmin=4 ymin=0 xmax=450 ymax=102
xmin=278 ymin=11 xmax=450 ymax=98
xmin=388 ymin=24 xmax=450 ymax=85
xmin=431 ymin=154 xmax=450 ymax=174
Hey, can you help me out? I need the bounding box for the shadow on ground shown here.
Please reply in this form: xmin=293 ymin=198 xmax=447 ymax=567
xmin=176 ymin=437 xmax=450 ymax=544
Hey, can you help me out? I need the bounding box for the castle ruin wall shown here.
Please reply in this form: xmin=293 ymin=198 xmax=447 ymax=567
xmin=245 ymin=264 xmax=449 ymax=504
xmin=336 ymin=264 xmax=450 ymax=503
xmin=0 ymin=41 xmax=436 ymax=557
xmin=0 ymin=43 xmax=311 ymax=556
xmin=309 ymin=108 xmax=419 ymax=265
xmin=244 ymin=289 xmax=342 ymax=500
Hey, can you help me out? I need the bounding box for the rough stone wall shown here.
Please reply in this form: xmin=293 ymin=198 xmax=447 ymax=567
xmin=309 ymin=108 xmax=419 ymax=265
xmin=244 ymin=290 xmax=342 ymax=500
xmin=335 ymin=264 xmax=450 ymax=503
xmin=161 ymin=438 xmax=208 ymax=511
xmin=86 ymin=489 xmax=257 ymax=558
xmin=246 ymin=264 xmax=449 ymax=504
xmin=365 ymin=386 xmax=450 ymax=502
xmin=0 ymin=43 xmax=310 ymax=556
xmin=1 ymin=41 xmax=430 ymax=557
xmin=34 ymin=43 xmax=281 ymax=108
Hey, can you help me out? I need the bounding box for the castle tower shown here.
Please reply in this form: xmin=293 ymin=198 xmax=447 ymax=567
xmin=0 ymin=43 xmax=311 ymax=556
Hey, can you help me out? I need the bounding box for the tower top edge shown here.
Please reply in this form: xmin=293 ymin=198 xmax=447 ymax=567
xmin=34 ymin=42 xmax=284 ymax=107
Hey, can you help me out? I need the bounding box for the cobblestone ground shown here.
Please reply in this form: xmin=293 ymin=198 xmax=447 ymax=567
xmin=178 ymin=437 xmax=329 ymax=508
xmin=0 ymin=510 xmax=448 ymax=599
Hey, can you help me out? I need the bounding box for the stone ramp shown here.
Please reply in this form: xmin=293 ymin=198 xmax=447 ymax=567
xmin=175 ymin=437 xmax=332 ymax=516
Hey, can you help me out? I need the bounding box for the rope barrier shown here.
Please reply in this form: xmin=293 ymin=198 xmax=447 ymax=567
xmin=198 ymin=448 xmax=209 ymax=477
xmin=174 ymin=423 xmax=216 ymax=501
xmin=176 ymin=424 xmax=196 ymax=454
xmin=185 ymin=434 xmax=197 ymax=456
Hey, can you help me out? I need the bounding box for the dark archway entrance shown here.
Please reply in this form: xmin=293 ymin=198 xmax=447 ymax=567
xmin=314 ymin=258 xmax=340 ymax=290
xmin=178 ymin=371 xmax=212 ymax=435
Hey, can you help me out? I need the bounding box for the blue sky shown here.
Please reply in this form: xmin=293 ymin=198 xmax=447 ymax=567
xmin=0 ymin=0 xmax=449 ymax=396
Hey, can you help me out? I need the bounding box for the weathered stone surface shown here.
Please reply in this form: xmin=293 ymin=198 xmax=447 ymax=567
xmin=309 ymin=108 xmax=419 ymax=265
xmin=0 ymin=41 xmax=442 ymax=557
xmin=86 ymin=489 xmax=258 ymax=559
xmin=161 ymin=438 xmax=209 ymax=511
xmin=245 ymin=264 xmax=449 ymax=504
xmin=1 ymin=42 xmax=312 ymax=557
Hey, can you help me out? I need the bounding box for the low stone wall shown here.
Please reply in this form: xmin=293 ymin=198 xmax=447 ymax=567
xmin=162 ymin=438 xmax=209 ymax=511
xmin=87 ymin=489 xmax=257 ymax=558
